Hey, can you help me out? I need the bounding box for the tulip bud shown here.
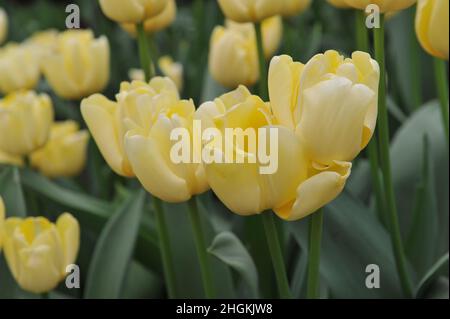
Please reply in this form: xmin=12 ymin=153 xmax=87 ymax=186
xmin=24 ymin=29 xmax=59 ymax=71
xmin=81 ymin=77 xmax=179 ymax=178
xmin=343 ymin=0 xmax=417 ymax=13
xmin=218 ymin=0 xmax=282 ymax=23
xmin=0 ymin=43 xmax=40 ymax=94
xmin=269 ymin=51 xmax=379 ymax=164
xmin=123 ymin=79 xmax=209 ymax=202
xmin=99 ymin=0 xmax=169 ymax=24
xmin=280 ymin=0 xmax=312 ymax=17
xmin=0 ymin=91 xmax=54 ymax=156
xmin=158 ymin=56 xmax=184 ymax=91
xmin=30 ymin=121 xmax=89 ymax=178
xmin=2 ymin=213 xmax=80 ymax=294
xmin=209 ymin=16 xmax=282 ymax=88
xmin=0 ymin=150 xmax=23 ymax=167
xmin=0 ymin=7 xmax=7 ymax=45
xmin=42 ymin=30 xmax=110 ymax=100
xmin=415 ymin=0 xmax=449 ymax=60
xmin=121 ymin=0 xmax=176 ymax=34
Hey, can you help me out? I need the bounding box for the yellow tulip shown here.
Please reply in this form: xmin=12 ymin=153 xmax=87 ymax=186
xmin=0 ymin=91 xmax=54 ymax=156
xmin=81 ymin=77 xmax=179 ymax=178
xmin=99 ymin=0 xmax=169 ymax=23
xmin=0 ymin=196 xmax=4 ymax=251
xmin=343 ymin=0 xmax=416 ymax=13
xmin=0 ymin=150 xmax=23 ymax=167
xmin=280 ymin=0 xmax=312 ymax=17
xmin=2 ymin=213 xmax=79 ymax=294
xmin=0 ymin=7 xmax=7 ymax=44
xmin=327 ymin=0 xmax=351 ymax=8
xmin=218 ymin=0 xmax=282 ymax=23
xmin=0 ymin=43 xmax=40 ymax=94
xmin=42 ymin=30 xmax=110 ymax=100
xmin=269 ymin=51 xmax=379 ymax=163
xmin=416 ymin=0 xmax=449 ymax=60
xmin=209 ymin=16 xmax=282 ymax=88
xmin=159 ymin=56 xmax=184 ymax=91
xmin=123 ymin=79 xmax=209 ymax=202
xmin=30 ymin=121 xmax=89 ymax=178
xmin=196 ymin=86 xmax=351 ymax=220
xmin=121 ymin=0 xmax=176 ymax=34
xmin=24 ymin=29 xmax=59 ymax=70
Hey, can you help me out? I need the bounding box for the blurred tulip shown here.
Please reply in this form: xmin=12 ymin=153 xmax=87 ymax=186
xmin=415 ymin=0 xmax=449 ymax=60
xmin=99 ymin=0 xmax=169 ymax=23
xmin=122 ymin=0 xmax=176 ymax=34
xmin=344 ymin=0 xmax=416 ymax=13
xmin=24 ymin=29 xmax=59 ymax=70
xmin=218 ymin=0 xmax=282 ymax=23
xmin=30 ymin=121 xmax=89 ymax=178
xmin=3 ymin=213 xmax=79 ymax=294
xmin=0 ymin=43 xmax=40 ymax=94
xmin=0 ymin=150 xmax=23 ymax=166
xmin=0 ymin=7 xmax=7 ymax=44
xmin=123 ymin=78 xmax=209 ymax=202
xmin=209 ymin=16 xmax=282 ymax=88
xmin=0 ymin=91 xmax=54 ymax=156
xmin=81 ymin=77 xmax=179 ymax=178
xmin=327 ymin=0 xmax=351 ymax=8
xmin=159 ymin=56 xmax=183 ymax=91
xmin=280 ymin=0 xmax=312 ymax=17
xmin=42 ymin=30 xmax=110 ymax=100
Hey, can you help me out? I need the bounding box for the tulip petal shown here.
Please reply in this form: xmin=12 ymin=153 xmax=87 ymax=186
xmin=56 ymin=213 xmax=80 ymax=267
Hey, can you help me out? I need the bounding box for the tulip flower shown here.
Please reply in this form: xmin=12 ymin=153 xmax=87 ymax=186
xmin=0 ymin=43 xmax=40 ymax=94
xmin=0 ymin=91 xmax=54 ymax=156
xmin=30 ymin=121 xmax=89 ymax=178
xmin=209 ymin=16 xmax=282 ymax=88
xmin=0 ymin=7 xmax=7 ymax=45
xmin=218 ymin=0 xmax=282 ymax=23
xmin=343 ymin=0 xmax=416 ymax=13
xmin=0 ymin=150 xmax=23 ymax=167
xmin=121 ymin=0 xmax=176 ymax=34
xmin=327 ymin=0 xmax=352 ymax=8
xmin=415 ymin=0 xmax=449 ymax=60
xmin=42 ymin=30 xmax=110 ymax=100
xmin=158 ymin=56 xmax=184 ymax=91
xmin=280 ymin=0 xmax=312 ymax=17
xmin=122 ymin=79 xmax=209 ymax=202
xmin=24 ymin=29 xmax=59 ymax=70
xmin=99 ymin=0 xmax=169 ymax=24
xmin=2 ymin=213 xmax=79 ymax=294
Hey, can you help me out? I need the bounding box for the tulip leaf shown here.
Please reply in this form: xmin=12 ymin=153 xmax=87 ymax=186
xmin=415 ymin=253 xmax=449 ymax=299
xmin=391 ymin=101 xmax=448 ymax=278
xmin=208 ymin=231 xmax=259 ymax=298
xmin=0 ymin=166 xmax=27 ymax=218
xmin=418 ymin=277 xmax=449 ymax=299
xmin=84 ymin=189 xmax=145 ymax=299
xmin=290 ymin=191 xmax=404 ymax=298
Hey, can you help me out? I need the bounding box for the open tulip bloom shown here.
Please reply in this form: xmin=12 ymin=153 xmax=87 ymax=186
xmin=0 ymin=0 xmax=449 ymax=303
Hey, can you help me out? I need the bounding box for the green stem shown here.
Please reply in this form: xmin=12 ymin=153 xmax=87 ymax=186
xmin=188 ymin=197 xmax=215 ymax=298
xmin=306 ymin=210 xmax=323 ymax=299
xmin=153 ymin=198 xmax=177 ymax=298
xmin=433 ymin=58 xmax=449 ymax=146
xmin=137 ymin=22 xmax=154 ymax=81
xmin=354 ymin=10 xmax=387 ymax=224
xmin=374 ymin=15 xmax=413 ymax=298
xmin=254 ymin=22 xmax=268 ymax=100
xmin=262 ymin=212 xmax=291 ymax=299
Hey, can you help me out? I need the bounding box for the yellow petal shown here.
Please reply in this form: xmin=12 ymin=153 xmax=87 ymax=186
xmin=56 ymin=213 xmax=80 ymax=268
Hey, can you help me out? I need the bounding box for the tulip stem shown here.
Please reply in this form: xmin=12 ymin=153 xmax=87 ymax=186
xmin=354 ymin=9 xmax=387 ymax=225
xmin=433 ymin=58 xmax=449 ymax=145
xmin=188 ymin=197 xmax=215 ymax=298
xmin=306 ymin=209 xmax=323 ymax=299
xmin=137 ymin=22 xmax=154 ymax=81
xmin=254 ymin=22 xmax=268 ymax=100
xmin=262 ymin=212 xmax=291 ymax=299
xmin=153 ymin=197 xmax=178 ymax=298
xmin=374 ymin=15 xmax=413 ymax=298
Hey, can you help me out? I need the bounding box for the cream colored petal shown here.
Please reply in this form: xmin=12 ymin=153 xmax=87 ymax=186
xmin=42 ymin=55 xmax=80 ymax=99
xmin=56 ymin=213 xmax=80 ymax=268
xmin=99 ymin=0 xmax=146 ymax=23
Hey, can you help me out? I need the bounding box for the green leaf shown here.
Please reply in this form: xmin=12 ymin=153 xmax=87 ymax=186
xmin=419 ymin=277 xmax=449 ymax=299
xmin=415 ymin=253 xmax=449 ymax=298
xmin=84 ymin=190 xmax=145 ymax=298
xmin=290 ymin=191 xmax=404 ymax=298
xmin=0 ymin=167 xmax=27 ymax=217
xmin=391 ymin=101 xmax=448 ymax=277
xmin=208 ymin=231 xmax=259 ymax=298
